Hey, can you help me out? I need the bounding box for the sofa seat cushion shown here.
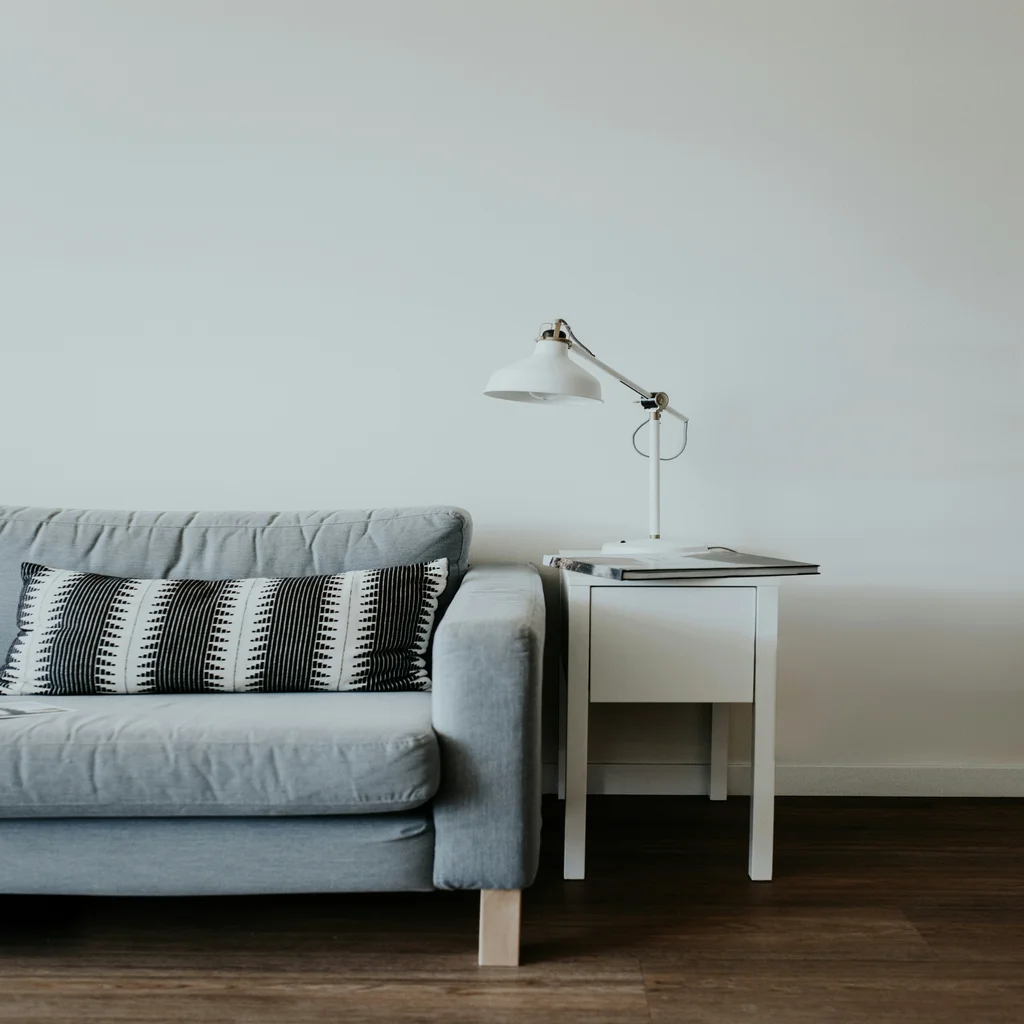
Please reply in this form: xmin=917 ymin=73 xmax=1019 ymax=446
xmin=0 ymin=693 xmax=439 ymax=817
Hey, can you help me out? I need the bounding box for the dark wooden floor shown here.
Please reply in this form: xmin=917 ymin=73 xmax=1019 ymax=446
xmin=2 ymin=796 xmax=1023 ymax=1022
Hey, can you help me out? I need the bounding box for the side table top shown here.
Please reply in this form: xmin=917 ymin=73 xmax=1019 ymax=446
xmin=543 ymin=550 xmax=820 ymax=581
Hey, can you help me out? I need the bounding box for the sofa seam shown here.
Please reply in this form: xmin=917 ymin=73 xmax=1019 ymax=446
xmin=1 ymin=806 xmax=435 ymax=815
xmin=0 ymin=511 xmax=467 ymax=530
xmin=0 ymin=737 xmax=437 ymax=748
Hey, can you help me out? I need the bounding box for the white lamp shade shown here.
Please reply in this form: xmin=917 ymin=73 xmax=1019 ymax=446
xmin=483 ymin=339 xmax=603 ymax=405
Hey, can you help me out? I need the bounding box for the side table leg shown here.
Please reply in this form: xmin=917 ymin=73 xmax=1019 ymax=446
xmin=557 ymin=646 xmax=567 ymax=801
xmin=564 ymin=581 xmax=591 ymax=880
xmin=710 ymin=703 xmax=730 ymax=801
xmin=749 ymin=585 xmax=779 ymax=881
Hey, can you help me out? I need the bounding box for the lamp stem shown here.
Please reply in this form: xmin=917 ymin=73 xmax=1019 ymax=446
xmin=649 ymin=409 xmax=661 ymax=539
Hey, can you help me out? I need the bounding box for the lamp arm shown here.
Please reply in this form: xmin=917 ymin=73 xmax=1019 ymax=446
xmin=553 ymin=318 xmax=687 ymax=544
xmin=567 ymin=342 xmax=690 ymax=425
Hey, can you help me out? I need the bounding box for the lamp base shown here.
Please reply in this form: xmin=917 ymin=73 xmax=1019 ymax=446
xmin=600 ymin=538 xmax=715 ymax=557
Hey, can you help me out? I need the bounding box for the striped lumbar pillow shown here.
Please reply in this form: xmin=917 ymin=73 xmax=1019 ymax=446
xmin=0 ymin=559 xmax=448 ymax=695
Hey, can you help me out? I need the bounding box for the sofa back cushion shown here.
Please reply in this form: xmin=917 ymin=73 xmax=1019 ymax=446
xmin=0 ymin=506 xmax=472 ymax=661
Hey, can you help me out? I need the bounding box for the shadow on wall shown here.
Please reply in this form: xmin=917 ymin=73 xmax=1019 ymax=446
xmin=469 ymin=536 xmax=1024 ymax=782
xmin=779 ymin=584 xmax=1024 ymax=768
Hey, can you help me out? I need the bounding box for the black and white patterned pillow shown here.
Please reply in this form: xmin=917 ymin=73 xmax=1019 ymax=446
xmin=0 ymin=559 xmax=448 ymax=695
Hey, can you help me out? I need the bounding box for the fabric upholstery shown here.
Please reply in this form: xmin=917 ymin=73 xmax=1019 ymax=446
xmin=0 ymin=506 xmax=472 ymax=661
xmin=2 ymin=559 xmax=447 ymax=695
xmin=0 ymin=504 xmax=549 ymax=899
xmin=0 ymin=693 xmax=439 ymax=817
xmin=0 ymin=813 xmax=435 ymax=895
xmin=431 ymin=564 xmax=545 ymax=890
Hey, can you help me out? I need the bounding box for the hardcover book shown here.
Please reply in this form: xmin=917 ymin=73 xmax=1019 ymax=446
xmin=542 ymin=550 xmax=819 ymax=581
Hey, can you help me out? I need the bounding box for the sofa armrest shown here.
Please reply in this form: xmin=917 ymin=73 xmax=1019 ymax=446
xmin=430 ymin=563 xmax=545 ymax=891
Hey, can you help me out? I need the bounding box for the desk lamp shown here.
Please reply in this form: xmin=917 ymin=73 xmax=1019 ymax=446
xmin=484 ymin=319 xmax=695 ymax=555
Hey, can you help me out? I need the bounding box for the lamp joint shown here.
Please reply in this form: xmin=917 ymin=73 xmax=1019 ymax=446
xmin=539 ymin=318 xmax=571 ymax=343
xmin=640 ymin=391 xmax=670 ymax=419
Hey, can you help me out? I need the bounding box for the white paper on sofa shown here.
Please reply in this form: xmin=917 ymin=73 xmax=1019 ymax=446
xmin=0 ymin=701 xmax=69 ymax=719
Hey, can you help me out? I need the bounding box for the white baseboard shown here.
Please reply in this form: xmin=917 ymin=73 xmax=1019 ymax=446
xmin=542 ymin=762 xmax=1024 ymax=797
xmin=774 ymin=764 xmax=1024 ymax=797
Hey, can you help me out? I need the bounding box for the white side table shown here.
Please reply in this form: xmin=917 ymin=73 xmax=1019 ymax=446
xmin=553 ymin=560 xmax=805 ymax=883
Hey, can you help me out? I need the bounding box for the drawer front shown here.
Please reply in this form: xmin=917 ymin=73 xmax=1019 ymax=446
xmin=589 ymin=586 xmax=756 ymax=703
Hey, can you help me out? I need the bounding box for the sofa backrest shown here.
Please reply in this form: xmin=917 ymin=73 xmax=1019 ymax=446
xmin=0 ymin=506 xmax=472 ymax=658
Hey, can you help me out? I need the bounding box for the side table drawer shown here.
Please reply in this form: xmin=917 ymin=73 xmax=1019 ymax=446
xmin=589 ymin=586 xmax=756 ymax=703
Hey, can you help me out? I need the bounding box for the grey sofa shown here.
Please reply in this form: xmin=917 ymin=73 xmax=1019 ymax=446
xmin=0 ymin=505 xmax=544 ymax=966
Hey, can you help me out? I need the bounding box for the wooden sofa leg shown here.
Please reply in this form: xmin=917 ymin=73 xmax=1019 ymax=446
xmin=478 ymin=889 xmax=521 ymax=966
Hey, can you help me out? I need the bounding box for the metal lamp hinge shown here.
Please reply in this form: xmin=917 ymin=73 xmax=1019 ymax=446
xmin=639 ymin=391 xmax=670 ymax=419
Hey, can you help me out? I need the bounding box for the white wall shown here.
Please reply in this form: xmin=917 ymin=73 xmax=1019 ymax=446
xmin=2 ymin=1 xmax=1022 ymax=793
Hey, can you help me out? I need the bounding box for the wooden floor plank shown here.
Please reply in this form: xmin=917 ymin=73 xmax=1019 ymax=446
xmin=612 ymin=906 xmax=933 ymax=961
xmin=0 ymin=974 xmax=652 ymax=1024
xmin=642 ymin=960 xmax=1024 ymax=1024
xmin=904 ymin=909 xmax=1024 ymax=963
